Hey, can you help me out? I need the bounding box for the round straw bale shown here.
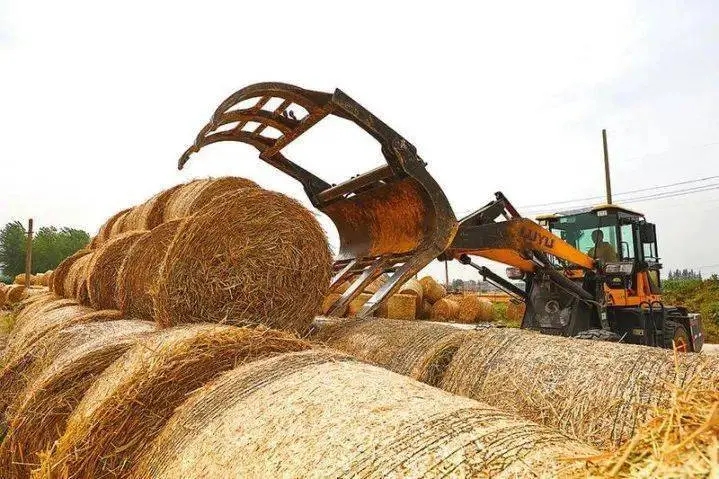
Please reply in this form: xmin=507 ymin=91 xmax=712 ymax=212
xmin=51 ymin=249 xmax=91 ymax=295
xmin=3 ymin=304 xmax=92 ymax=361
xmin=42 ymin=324 xmax=310 ymax=479
xmin=439 ymin=327 xmax=719 ymax=449
xmin=0 ymin=285 xmax=7 ymax=308
xmin=457 ymin=294 xmax=494 ymax=323
xmin=312 ymin=318 xmax=468 ymax=386
xmin=6 ymin=284 xmax=26 ymax=304
xmin=12 ymin=296 xmax=76 ymax=333
xmin=107 ymin=209 xmax=131 ymax=238
xmin=115 ymin=220 xmax=182 ymax=319
xmin=120 ymin=184 xmax=183 ymax=232
xmin=0 ymin=320 xmax=157 ymax=479
xmin=0 ymin=311 xmax=126 ymax=424
xmin=132 ymin=350 xmax=597 ymax=479
xmin=429 ymin=297 xmax=459 ymax=321
xmin=363 ymin=273 xmax=388 ymax=294
xmin=162 ymin=177 xmax=259 ymax=222
xmin=62 ymin=252 xmax=93 ymax=298
xmin=398 ymin=277 xmax=423 ymax=310
xmin=91 ymin=208 xmax=132 ymax=249
xmin=154 ymin=189 xmax=332 ymax=334
xmin=87 ymin=231 xmax=149 ymax=310
xmin=13 ymin=273 xmax=27 ymax=285
xmin=419 ymin=275 xmax=446 ymax=303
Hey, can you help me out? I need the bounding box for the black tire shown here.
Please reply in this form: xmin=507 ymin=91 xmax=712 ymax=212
xmin=574 ymin=329 xmax=621 ymax=342
xmin=663 ymin=320 xmax=691 ymax=352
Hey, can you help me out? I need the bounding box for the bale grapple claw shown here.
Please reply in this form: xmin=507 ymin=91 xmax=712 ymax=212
xmin=180 ymin=82 xmax=457 ymax=317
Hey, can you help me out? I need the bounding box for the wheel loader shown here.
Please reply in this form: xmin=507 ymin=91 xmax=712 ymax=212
xmin=179 ymin=82 xmax=705 ymax=353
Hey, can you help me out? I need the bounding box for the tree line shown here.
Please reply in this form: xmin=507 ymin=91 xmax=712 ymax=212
xmin=667 ymin=269 xmax=703 ymax=281
xmin=0 ymin=221 xmax=90 ymax=281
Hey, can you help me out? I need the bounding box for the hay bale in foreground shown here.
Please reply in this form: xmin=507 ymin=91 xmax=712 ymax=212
xmin=115 ymin=220 xmax=182 ymax=319
xmin=87 ymin=231 xmax=149 ymax=310
xmin=313 ymin=318 xmax=467 ymax=386
xmin=429 ymin=297 xmax=459 ymax=321
xmin=132 ymin=350 xmax=596 ymax=478
xmin=457 ymin=294 xmax=493 ymax=323
xmin=41 ymin=324 xmax=309 ymax=479
xmin=90 ymin=208 xmax=131 ymax=249
xmin=162 ymin=177 xmax=259 ymax=222
xmin=0 ymin=311 xmax=126 ymax=425
xmin=0 ymin=320 xmax=157 ymax=479
xmin=154 ymin=189 xmax=332 ymax=335
xmin=51 ymin=249 xmax=91 ymax=295
xmin=314 ymin=318 xmax=719 ymax=450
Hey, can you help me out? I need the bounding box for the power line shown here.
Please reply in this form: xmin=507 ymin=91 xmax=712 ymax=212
xmin=517 ymin=174 xmax=719 ymax=210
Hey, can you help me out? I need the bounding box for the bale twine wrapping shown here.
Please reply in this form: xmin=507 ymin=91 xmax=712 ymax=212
xmin=120 ymin=184 xmax=182 ymax=232
xmin=154 ymin=189 xmax=332 ymax=335
xmin=419 ymin=275 xmax=446 ymax=303
xmin=429 ymin=297 xmax=459 ymax=321
xmin=132 ymin=350 xmax=597 ymax=479
xmin=457 ymin=294 xmax=494 ymax=323
xmin=398 ymin=277 xmax=423 ymax=310
xmin=0 ymin=311 xmax=125 ymax=424
xmin=87 ymin=231 xmax=149 ymax=310
xmin=51 ymin=249 xmax=91 ymax=294
xmin=0 ymin=320 xmax=157 ymax=479
xmin=41 ymin=324 xmax=310 ymax=479
xmin=89 ymin=208 xmax=131 ymax=249
xmin=115 ymin=220 xmax=182 ymax=319
xmin=62 ymin=252 xmax=93 ymax=299
xmin=6 ymin=285 xmax=26 ymax=304
xmin=162 ymin=177 xmax=259 ymax=222
xmin=313 ymin=318 xmax=468 ymax=387
xmin=314 ymin=318 xmax=719 ymax=450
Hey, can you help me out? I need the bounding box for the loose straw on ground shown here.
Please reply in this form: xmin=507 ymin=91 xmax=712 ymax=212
xmin=39 ymin=324 xmax=309 ymax=479
xmin=132 ymin=350 xmax=597 ymax=478
xmin=154 ymin=189 xmax=332 ymax=335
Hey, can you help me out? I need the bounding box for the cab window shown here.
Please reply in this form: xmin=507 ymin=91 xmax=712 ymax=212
xmin=619 ymin=224 xmax=635 ymax=260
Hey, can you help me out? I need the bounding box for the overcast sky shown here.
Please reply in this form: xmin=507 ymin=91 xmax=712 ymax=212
xmin=2 ymin=1 xmax=718 ymax=281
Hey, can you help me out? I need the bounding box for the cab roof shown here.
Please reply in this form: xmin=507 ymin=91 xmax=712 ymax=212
xmin=535 ymin=203 xmax=644 ymax=221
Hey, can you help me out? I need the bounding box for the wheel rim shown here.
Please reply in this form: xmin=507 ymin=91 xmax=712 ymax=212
xmin=674 ymin=336 xmax=688 ymax=352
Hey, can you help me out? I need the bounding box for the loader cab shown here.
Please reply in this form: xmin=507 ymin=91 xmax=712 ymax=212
xmin=536 ymin=204 xmax=662 ymax=301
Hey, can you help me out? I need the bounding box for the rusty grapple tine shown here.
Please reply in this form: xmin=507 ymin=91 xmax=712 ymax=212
xmin=179 ymin=82 xmax=458 ymax=318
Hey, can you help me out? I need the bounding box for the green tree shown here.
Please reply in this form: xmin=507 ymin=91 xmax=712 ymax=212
xmin=0 ymin=222 xmax=90 ymax=279
xmin=0 ymin=221 xmax=28 ymax=278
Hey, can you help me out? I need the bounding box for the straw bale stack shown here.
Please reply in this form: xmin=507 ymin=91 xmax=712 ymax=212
xmin=457 ymin=294 xmax=494 ymax=323
xmin=162 ymin=177 xmax=259 ymax=222
xmin=51 ymin=249 xmax=91 ymax=294
xmin=0 ymin=320 xmax=157 ymax=479
xmin=120 ymin=184 xmax=182 ymax=232
xmin=154 ymin=189 xmax=332 ymax=335
xmin=313 ymin=318 xmax=467 ymax=386
xmin=419 ymin=275 xmax=446 ymax=303
xmin=0 ymin=311 xmax=125 ymax=424
xmin=398 ymin=277 xmax=423 ymax=310
xmin=132 ymin=350 xmax=597 ymax=478
xmin=108 ymin=209 xmax=130 ymax=237
xmin=41 ymin=324 xmax=309 ymax=479
xmin=87 ymin=231 xmax=149 ymax=310
xmin=313 ymin=318 xmax=719 ymax=450
xmin=62 ymin=252 xmax=93 ymax=299
xmin=115 ymin=220 xmax=181 ymax=319
xmin=429 ymin=297 xmax=459 ymax=321
xmin=89 ymin=208 xmax=131 ymax=249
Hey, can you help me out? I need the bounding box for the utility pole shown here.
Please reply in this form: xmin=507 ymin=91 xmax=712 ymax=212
xmin=602 ymin=129 xmax=613 ymax=204
xmin=24 ymin=218 xmax=33 ymax=288
xmin=444 ymin=261 xmax=449 ymax=290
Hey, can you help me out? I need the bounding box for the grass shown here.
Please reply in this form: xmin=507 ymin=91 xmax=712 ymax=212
xmin=662 ymin=277 xmax=719 ymax=344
